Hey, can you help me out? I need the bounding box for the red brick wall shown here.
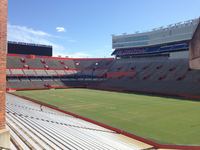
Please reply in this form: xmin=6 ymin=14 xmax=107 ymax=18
xmin=0 ymin=0 xmax=8 ymax=130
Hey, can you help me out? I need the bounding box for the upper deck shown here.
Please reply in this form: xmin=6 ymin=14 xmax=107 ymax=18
xmin=112 ymin=18 xmax=200 ymax=49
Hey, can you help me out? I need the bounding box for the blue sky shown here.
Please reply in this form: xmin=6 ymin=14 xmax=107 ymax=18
xmin=8 ymin=0 xmax=200 ymax=57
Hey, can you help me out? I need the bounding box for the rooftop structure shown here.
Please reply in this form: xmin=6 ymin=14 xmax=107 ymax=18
xmin=112 ymin=18 xmax=200 ymax=49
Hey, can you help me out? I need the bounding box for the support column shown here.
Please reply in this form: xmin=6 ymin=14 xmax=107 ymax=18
xmin=189 ymin=19 xmax=200 ymax=69
xmin=0 ymin=0 xmax=10 ymax=148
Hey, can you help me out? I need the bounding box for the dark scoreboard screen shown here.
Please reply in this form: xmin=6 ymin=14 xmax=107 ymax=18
xmin=8 ymin=41 xmax=53 ymax=56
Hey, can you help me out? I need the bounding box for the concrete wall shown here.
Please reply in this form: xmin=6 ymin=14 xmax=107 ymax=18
xmin=170 ymin=51 xmax=189 ymax=59
xmin=189 ymin=20 xmax=200 ymax=69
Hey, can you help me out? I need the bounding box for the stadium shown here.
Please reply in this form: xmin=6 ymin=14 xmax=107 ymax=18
xmin=1 ymin=1 xmax=200 ymax=150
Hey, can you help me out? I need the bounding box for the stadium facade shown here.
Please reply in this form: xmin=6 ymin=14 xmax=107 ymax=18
xmin=112 ymin=18 xmax=199 ymax=59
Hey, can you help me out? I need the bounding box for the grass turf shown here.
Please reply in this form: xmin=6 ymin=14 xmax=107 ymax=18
xmin=14 ymin=88 xmax=200 ymax=145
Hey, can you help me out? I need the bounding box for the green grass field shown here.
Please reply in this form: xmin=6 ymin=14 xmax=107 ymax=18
xmin=14 ymin=88 xmax=200 ymax=145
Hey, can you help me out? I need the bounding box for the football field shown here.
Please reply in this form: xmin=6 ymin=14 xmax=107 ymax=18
xmin=14 ymin=88 xmax=200 ymax=145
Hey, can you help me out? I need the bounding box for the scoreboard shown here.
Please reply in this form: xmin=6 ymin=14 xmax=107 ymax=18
xmin=8 ymin=41 xmax=53 ymax=56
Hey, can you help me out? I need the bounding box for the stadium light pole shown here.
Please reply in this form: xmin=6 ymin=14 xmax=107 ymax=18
xmin=0 ymin=0 xmax=10 ymax=148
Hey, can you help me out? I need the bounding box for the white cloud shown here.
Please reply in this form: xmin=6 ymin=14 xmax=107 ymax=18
xmin=69 ymin=52 xmax=91 ymax=58
xmin=7 ymin=24 xmax=112 ymax=58
xmin=8 ymin=24 xmax=51 ymax=40
xmin=8 ymin=24 xmax=91 ymax=58
xmin=53 ymin=51 xmax=91 ymax=58
xmin=8 ymin=24 xmax=65 ymax=52
xmin=56 ymin=27 xmax=66 ymax=32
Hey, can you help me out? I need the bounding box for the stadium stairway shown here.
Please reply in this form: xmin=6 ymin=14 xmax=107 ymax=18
xmin=6 ymin=94 xmax=153 ymax=150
